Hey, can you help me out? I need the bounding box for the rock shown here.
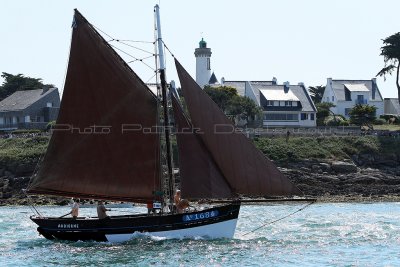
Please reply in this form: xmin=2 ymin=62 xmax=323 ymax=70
xmin=331 ymin=161 xmax=358 ymax=173
xmin=348 ymin=176 xmax=381 ymax=185
xmin=4 ymin=171 xmax=14 ymax=178
xmin=311 ymin=165 xmax=320 ymax=172
xmin=15 ymin=163 xmax=36 ymax=176
xmin=319 ymin=163 xmax=331 ymax=172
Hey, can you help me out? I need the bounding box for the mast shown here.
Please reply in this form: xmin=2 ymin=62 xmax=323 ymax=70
xmin=154 ymin=5 xmax=174 ymax=210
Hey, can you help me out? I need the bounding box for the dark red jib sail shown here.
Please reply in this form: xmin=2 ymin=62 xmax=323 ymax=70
xmin=27 ymin=10 xmax=160 ymax=202
xmin=171 ymin=93 xmax=232 ymax=199
xmin=175 ymin=59 xmax=302 ymax=197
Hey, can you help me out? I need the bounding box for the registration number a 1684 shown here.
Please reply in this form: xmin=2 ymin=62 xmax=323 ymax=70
xmin=182 ymin=210 xmax=219 ymax=222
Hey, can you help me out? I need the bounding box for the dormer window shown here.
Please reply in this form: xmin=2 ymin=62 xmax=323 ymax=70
xmin=285 ymin=101 xmax=292 ymax=106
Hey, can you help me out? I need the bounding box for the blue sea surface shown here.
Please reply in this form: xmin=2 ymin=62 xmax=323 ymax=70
xmin=0 ymin=202 xmax=399 ymax=266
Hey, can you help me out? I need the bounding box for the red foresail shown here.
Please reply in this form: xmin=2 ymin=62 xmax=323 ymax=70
xmin=171 ymin=94 xmax=232 ymax=199
xmin=27 ymin=10 xmax=160 ymax=202
xmin=175 ymin=59 xmax=302 ymax=197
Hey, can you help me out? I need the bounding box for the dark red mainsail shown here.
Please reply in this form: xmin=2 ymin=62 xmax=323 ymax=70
xmin=28 ymin=10 xmax=160 ymax=202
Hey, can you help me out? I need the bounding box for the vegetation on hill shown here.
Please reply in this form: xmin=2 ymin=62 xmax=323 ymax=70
xmin=253 ymin=135 xmax=400 ymax=163
xmin=0 ymin=136 xmax=49 ymax=164
xmin=0 ymin=135 xmax=399 ymax=167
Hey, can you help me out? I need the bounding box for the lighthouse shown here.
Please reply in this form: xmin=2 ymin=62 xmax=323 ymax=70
xmin=194 ymin=38 xmax=212 ymax=88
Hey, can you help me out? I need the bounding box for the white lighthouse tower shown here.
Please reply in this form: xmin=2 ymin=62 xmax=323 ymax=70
xmin=195 ymin=38 xmax=212 ymax=88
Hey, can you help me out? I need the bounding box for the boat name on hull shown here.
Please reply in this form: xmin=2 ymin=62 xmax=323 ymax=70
xmin=58 ymin=224 xmax=79 ymax=229
xmin=182 ymin=210 xmax=219 ymax=222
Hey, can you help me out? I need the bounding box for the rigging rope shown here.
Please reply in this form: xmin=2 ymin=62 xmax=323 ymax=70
xmin=162 ymin=41 xmax=175 ymax=58
xmin=110 ymin=44 xmax=155 ymax=71
xmin=92 ymin=24 xmax=156 ymax=71
xmin=241 ymin=200 xmax=315 ymax=237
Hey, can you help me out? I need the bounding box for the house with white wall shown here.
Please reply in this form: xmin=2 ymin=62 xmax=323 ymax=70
xmin=322 ymin=78 xmax=384 ymax=118
xmin=221 ymin=79 xmax=317 ymax=127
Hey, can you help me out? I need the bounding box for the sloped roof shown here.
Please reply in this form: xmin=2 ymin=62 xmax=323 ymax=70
xmin=259 ymin=88 xmax=299 ymax=101
xmin=219 ymin=81 xmax=246 ymax=95
xmin=208 ymin=72 xmax=219 ymax=84
xmin=0 ymin=88 xmax=58 ymax=112
xmin=222 ymin=81 xmax=274 ymax=96
xmin=331 ymin=79 xmax=383 ymax=101
xmin=255 ymin=84 xmax=316 ymax=112
xmin=344 ymin=84 xmax=369 ymax=92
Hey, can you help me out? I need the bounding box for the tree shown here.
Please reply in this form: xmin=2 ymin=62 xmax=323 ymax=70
xmin=308 ymin=85 xmax=325 ymax=104
xmin=316 ymin=102 xmax=335 ymax=126
xmin=204 ymin=85 xmax=262 ymax=126
xmin=349 ymin=104 xmax=377 ymax=126
xmin=203 ymin=85 xmax=238 ymax=112
xmin=227 ymin=95 xmax=262 ymax=125
xmin=377 ymin=32 xmax=400 ymax=104
xmin=0 ymin=72 xmax=54 ymax=101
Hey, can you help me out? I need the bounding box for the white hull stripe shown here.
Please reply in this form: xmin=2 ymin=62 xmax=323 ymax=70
xmin=105 ymin=218 xmax=238 ymax=243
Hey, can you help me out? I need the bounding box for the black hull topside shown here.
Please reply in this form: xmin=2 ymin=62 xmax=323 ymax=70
xmin=30 ymin=203 xmax=241 ymax=242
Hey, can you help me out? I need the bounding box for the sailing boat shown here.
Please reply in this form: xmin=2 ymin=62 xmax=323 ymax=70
xmin=27 ymin=6 xmax=302 ymax=242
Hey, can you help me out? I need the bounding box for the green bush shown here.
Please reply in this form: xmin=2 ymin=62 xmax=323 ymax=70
xmin=325 ymin=115 xmax=346 ymax=126
xmin=380 ymin=114 xmax=400 ymax=124
xmin=374 ymin=118 xmax=387 ymax=125
xmin=11 ymin=129 xmax=41 ymax=134
xmin=46 ymin=121 xmax=56 ymax=131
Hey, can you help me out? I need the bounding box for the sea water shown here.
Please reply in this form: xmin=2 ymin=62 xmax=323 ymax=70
xmin=0 ymin=202 xmax=399 ymax=267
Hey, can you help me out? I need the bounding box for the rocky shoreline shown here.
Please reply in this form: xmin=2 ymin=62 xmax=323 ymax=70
xmin=1 ymin=152 xmax=399 ymax=206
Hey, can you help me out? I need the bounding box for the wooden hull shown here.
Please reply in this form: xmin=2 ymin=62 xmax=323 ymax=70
xmin=30 ymin=203 xmax=240 ymax=242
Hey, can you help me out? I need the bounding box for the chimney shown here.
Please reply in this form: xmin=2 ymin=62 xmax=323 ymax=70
xmin=283 ymin=81 xmax=290 ymax=92
xmin=298 ymin=82 xmax=305 ymax=86
xmin=272 ymin=77 xmax=277 ymax=85
xmin=327 ymin=78 xmax=332 ymax=86
xmin=221 ymin=77 xmax=225 ymax=85
xmin=371 ymin=78 xmax=377 ymax=100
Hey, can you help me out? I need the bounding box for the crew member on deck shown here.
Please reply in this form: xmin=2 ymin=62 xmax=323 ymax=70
xmin=97 ymin=200 xmax=110 ymax=219
xmin=174 ymin=190 xmax=189 ymax=213
xmin=71 ymin=199 xmax=79 ymax=219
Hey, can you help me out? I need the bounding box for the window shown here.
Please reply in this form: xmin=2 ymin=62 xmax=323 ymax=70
xmin=285 ymin=101 xmax=292 ymax=106
xmin=0 ymin=117 xmax=3 ymax=125
xmin=345 ymin=108 xmax=352 ymax=116
xmin=332 ymin=96 xmax=334 ymax=101
xmin=264 ymin=113 xmax=298 ymax=121
xmin=266 ymin=100 xmax=274 ymax=106
xmin=207 ymin=58 xmax=211 ymax=70
xmin=301 ymin=113 xmax=308 ymax=120
xmin=310 ymin=113 xmax=315 ymax=120
xmin=47 ymin=102 xmax=53 ymax=107
xmin=292 ymin=101 xmax=298 ymax=107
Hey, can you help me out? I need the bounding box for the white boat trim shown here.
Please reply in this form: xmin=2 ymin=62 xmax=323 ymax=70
xmin=105 ymin=218 xmax=238 ymax=242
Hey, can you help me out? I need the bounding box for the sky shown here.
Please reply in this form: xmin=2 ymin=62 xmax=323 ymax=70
xmin=0 ymin=0 xmax=399 ymax=98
